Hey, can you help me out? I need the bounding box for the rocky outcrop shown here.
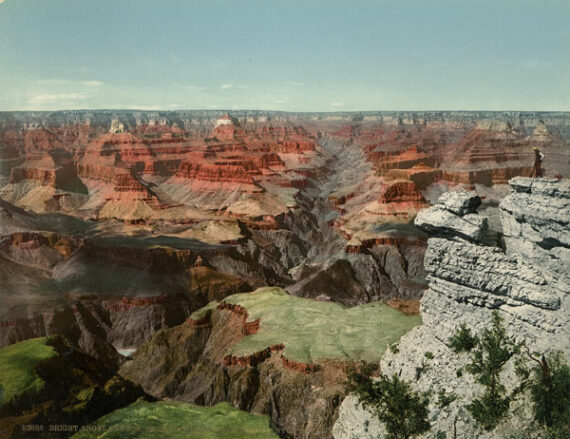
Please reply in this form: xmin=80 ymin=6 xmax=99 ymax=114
xmin=414 ymin=190 xmax=488 ymax=242
xmin=119 ymin=302 xmax=356 ymax=439
xmin=334 ymin=178 xmax=569 ymax=438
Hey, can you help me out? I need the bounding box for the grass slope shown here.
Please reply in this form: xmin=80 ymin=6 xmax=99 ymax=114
xmin=0 ymin=337 xmax=56 ymax=405
xmin=72 ymin=400 xmax=278 ymax=439
xmin=192 ymin=287 xmax=422 ymax=363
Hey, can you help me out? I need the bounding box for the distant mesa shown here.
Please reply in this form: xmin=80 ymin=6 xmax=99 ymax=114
xmin=529 ymin=120 xmax=553 ymax=143
xmin=475 ymin=119 xmax=512 ymax=132
xmin=214 ymin=113 xmax=235 ymax=127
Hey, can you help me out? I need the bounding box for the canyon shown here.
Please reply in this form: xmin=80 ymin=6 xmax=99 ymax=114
xmin=0 ymin=110 xmax=569 ymax=438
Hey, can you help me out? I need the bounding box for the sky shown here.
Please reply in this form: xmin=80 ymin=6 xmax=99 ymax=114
xmin=0 ymin=0 xmax=568 ymax=112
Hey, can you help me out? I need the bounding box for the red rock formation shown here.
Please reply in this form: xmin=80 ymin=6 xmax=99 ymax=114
xmin=216 ymin=302 xmax=261 ymax=335
xmin=385 ymin=298 xmax=421 ymax=315
xmin=281 ymin=356 xmax=321 ymax=373
xmin=342 ymin=121 xmax=539 ymax=188
xmin=370 ymin=146 xmax=436 ymax=170
xmin=175 ymin=162 xmax=261 ymax=186
xmin=223 ymin=344 xmax=285 ymax=367
xmin=102 ymin=295 xmax=170 ymax=312
xmin=329 ymin=192 xmax=356 ymax=207
xmin=10 ymin=166 xmax=57 ymax=186
xmin=379 ymin=180 xmax=426 ymax=204
xmin=363 ymin=179 xmax=429 ymax=222
xmin=1 ymin=116 xmax=324 ymax=223
xmin=211 ymin=123 xmax=247 ymax=141
xmin=439 ymin=167 xmax=532 ymax=185
xmin=380 ymin=163 xmax=440 ymax=190
xmin=23 ymin=128 xmax=60 ymax=152
xmin=9 ymin=153 xmax=58 ymax=185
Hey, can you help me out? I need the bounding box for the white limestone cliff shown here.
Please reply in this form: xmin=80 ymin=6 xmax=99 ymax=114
xmin=333 ymin=177 xmax=569 ymax=439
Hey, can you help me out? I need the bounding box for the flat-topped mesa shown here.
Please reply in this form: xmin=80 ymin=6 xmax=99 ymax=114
xmin=369 ymin=146 xmax=436 ymax=170
xmin=358 ymin=179 xmax=429 ymax=222
xmin=529 ymin=121 xmax=554 ymax=143
xmin=211 ymin=123 xmax=246 ymax=141
xmin=378 ymin=179 xmax=426 ymax=204
xmin=9 ymin=153 xmax=59 ymax=186
xmin=380 ymin=162 xmax=439 ymax=190
xmin=175 ymin=161 xmax=261 ymax=186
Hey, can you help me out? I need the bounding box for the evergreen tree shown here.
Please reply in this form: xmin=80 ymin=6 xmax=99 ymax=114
xmin=465 ymin=311 xmax=519 ymax=430
xmin=526 ymin=351 xmax=570 ymax=438
xmin=350 ymin=372 xmax=431 ymax=439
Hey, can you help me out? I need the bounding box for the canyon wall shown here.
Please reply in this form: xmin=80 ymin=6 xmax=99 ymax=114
xmin=334 ymin=177 xmax=569 ymax=438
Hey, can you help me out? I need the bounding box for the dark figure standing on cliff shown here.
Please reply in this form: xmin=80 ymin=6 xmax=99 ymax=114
xmin=531 ymin=146 xmax=545 ymax=178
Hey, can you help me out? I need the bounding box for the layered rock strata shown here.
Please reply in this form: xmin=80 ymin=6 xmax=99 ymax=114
xmin=334 ymin=178 xmax=569 ymax=438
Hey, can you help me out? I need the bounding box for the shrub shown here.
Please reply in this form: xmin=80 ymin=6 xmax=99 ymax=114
xmin=448 ymin=324 xmax=478 ymax=353
xmin=437 ymin=388 xmax=457 ymax=409
xmin=350 ymin=372 xmax=431 ymax=439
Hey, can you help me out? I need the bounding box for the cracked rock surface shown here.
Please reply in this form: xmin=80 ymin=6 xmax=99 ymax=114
xmin=333 ymin=178 xmax=570 ymax=439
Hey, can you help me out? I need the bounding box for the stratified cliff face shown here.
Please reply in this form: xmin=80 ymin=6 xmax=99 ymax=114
xmin=334 ymin=177 xmax=569 ymax=439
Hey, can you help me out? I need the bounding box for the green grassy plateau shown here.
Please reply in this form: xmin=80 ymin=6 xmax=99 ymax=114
xmin=0 ymin=337 xmax=56 ymax=405
xmin=191 ymin=287 xmax=421 ymax=363
xmin=72 ymin=400 xmax=278 ymax=439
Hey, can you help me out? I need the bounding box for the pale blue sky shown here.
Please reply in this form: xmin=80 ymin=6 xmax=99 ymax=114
xmin=0 ymin=0 xmax=568 ymax=111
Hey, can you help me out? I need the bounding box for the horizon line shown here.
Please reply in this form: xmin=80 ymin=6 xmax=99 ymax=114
xmin=1 ymin=108 xmax=570 ymax=114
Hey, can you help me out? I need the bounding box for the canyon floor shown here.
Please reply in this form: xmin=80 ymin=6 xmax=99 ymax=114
xmin=0 ymin=110 xmax=569 ymax=438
